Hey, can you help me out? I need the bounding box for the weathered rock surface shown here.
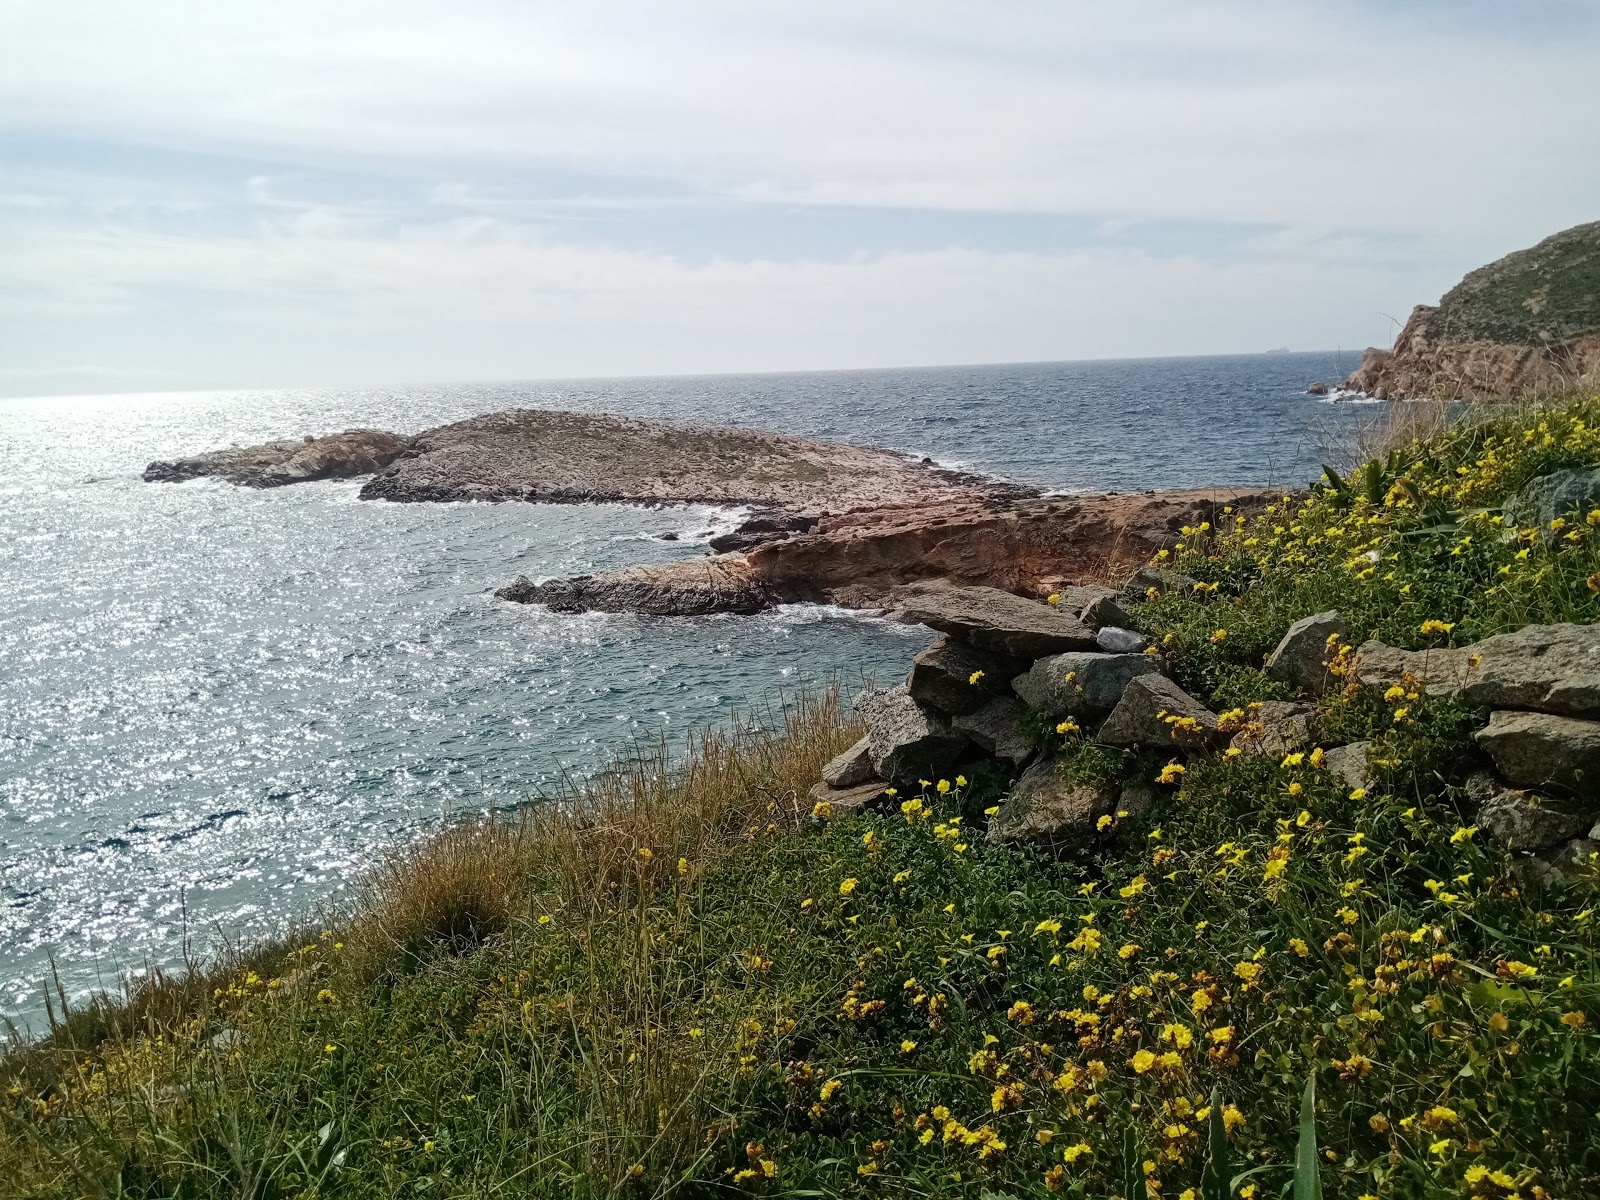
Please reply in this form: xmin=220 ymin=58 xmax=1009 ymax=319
xmin=1265 ymin=611 xmax=1346 ymax=697
xmin=1345 ymin=221 xmax=1600 ymax=401
xmin=1503 ymin=467 xmax=1600 ymax=531
xmin=1353 ymin=623 xmax=1600 ymax=719
xmin=808 ymin=779 xmax=888 ymax=814
xmin=1095 ymin=626 xmax=1150 ymax=653
xmin=1466 ymin=771 xmax=1587 ymax=851
xmin=821 ymin=735 xmax=876 ymax=789
xmin=1098 ymin=674 xmax=1222 ymax=751
xmin=1323 ymin=742 xmax=1373 ymax=792
xmin=986 ymin=757 xmax=1116 ymax=847
xmin=906 ymin=638 xmax=1013 ymax=716
xmin=951 ymin=697 xmax=1035 ymax=769
xmin=496 ymin=559 xmax=772 ymax=616
xmin=1081 ymin=593 xmax=1135 ymax=630
xmin=513 ymin=488 xmax=1275 ymax=617
xmin=1012 ymin=652 xmax=1167 ymax=721
xmin=861 ymin=689 xmax=968 ymax=787
xmin=708 ymin=514 xmax=820 ymax=553
xmin=1475 ymin=711 xmax=1600 ymax=799
xmin=1122 ymin=565 xmax=1200 ymax=600
xmin=1229 ymin=701 xmax=1314 ymax=757
xmin=894 ymin=583 xmax=1098 ymax=659
xmin=143 ymin=430 xmax=411 ymax=487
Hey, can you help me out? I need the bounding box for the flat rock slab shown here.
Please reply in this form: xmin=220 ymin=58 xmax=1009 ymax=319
xmin=906 ymin=637 xmax=1013 ymax=716
xmin=1095 ymin=626 xmax=1150 ymax=653
xmin=1266 ymin=611 xmax=1347 ymax=697
xmin=497 ymin=557 xmax=771 ymax=616
xmin=1475 ymin=710 xmax=1600 ymax=800
xmin=1099 ymin=674 xmax=1222 ymax=751
xmin=1466 ymin=770 xmax=1586 ymax=851
xmin=894 ymin=582 xmax=1099 ymax=659
xmin=808 ymin=779 xmax=889 ymax=815
xmin=951 ymin=696 xmax=1035 ymax=768
xmin=987 ymin=756 xmax=1117 ymax=848
xmin=821 ymin=735 xmax=876 ymax=788
xmin=1012 ymin=652 xmax=1166 ymax=721
xmin=143 ymin=430 xmax=411 ymax=487
xmin=1323 ymin=742 xmax=1373 ymax=792
xmin=1354 ymin=623 xmax=1600 ymax=719
xmin=862 ymin=688 xmax=968 ymax=788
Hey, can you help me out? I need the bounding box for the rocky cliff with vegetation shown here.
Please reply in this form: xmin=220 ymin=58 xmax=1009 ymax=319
xmin=1348 ymin=221 xmax=1600 ymax=401
xmin=17 ymin=393 xmax=1600 ymax=1197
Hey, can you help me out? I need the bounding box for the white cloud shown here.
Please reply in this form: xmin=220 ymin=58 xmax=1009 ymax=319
xmin=0 ymin=0 xmax=1595 ymax=392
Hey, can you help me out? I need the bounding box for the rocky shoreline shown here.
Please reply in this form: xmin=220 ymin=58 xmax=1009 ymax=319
xmin=146 ymin=407 xmax=1276 ymax=618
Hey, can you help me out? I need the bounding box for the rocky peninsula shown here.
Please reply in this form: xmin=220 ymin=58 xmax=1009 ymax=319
xmin=147 ymin=408 xmax=1271 ymax=617
xmin=1347 ymin=220 xmax=1600 ymax=401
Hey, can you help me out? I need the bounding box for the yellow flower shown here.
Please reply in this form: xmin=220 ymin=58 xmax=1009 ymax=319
xmin=1156 ymin=762 xmax=1185 ymax=785
xmin=937 ymin=779 xmax=951 ymax=794
xmin=1419 ymin=619 xmax=1455 ymax=636
xmin=838 ymin=878 xmax=858 ymax=896
xmin=1062 ymin=1141 xmax=1092 ymax=1163
xmin=968 ymin=669 xmax=985 ymax=685
xmin=1561 ymin=1010 xmax=1587 ymax=1028
xmin=901 ymin=1038 xmax=920 ymax=1053
xmin=1130 ymin=1049 xmax=1157 ymax=1074
xmin=812 ymin=800 xmax=834 ymax=819
xmin=1096 ymin=814 xmax=1113 ymax=831
xmin=1210 ymin=629 xmax=1227 ymax=644
xmin=1118 ymin=943 xmax=1141 ymax=960
xmin=1056 ymin=718 xmax=1080 ymax=736
xmin=636 ymin=846 xmax=653 ymax=862
xmin=1233 ymin=960 xmax=1262 ymax=984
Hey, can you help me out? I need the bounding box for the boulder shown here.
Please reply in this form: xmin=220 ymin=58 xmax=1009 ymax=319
xmin=951 ymin=697 xmax=1035 ymax=769
xmin=906 ymin=637 xmax=1011 ymax=716
xmin=1095 ymin=626 xmax=1150 ymax=653
xmin=1465 ymin=771 xmax=1587 ymax=851
xmin=986 ymin=757 xmax=1116 ymax=848
xmin=1121 ymin=566 xmax=1200 ymax=601
xmin=1080 ymin=593 xmax=1135 ymax=630
xmin=1265 ymin=611 xmax=1346 ymax=696
xmin=1541 ymin=838 xmax=1600 ymax=877
xmin=1353 ymin=623 xmax=1600 ymax=719
xmin=1012 ymin=652 xmax=1167 ymax=721
xmin=808 ymin=779 xmax=889 ymax=815
xmin=1502 ymin=466 xmax=1600 ymax=532
xmin=1118 ymin=776 xmax=1160 ymax=822
xmin=497 ymin=558 xmax=772 ymax=616
xmin=821 ymin=735 xmax=876 ymax=788
xmin=1307 ymin=381 xmax=1329 ymax=395
xmin=1474 ymin=710 xmax=1600 ymax=800
xmin=1323 ymin=741 xmax=1373 ymax=792
xmin=1229 ymin=701 xmax=1314 ymax=757
xmin=862 ymin=689 xmax=969 ymax=787
xmin=1098 ymin=674 xmax=1223 ymax=751
xmin=894 ymin=583 xmax=1099 ymax=659
xmin=1053 ymin=583 xmax=1119 ymax=615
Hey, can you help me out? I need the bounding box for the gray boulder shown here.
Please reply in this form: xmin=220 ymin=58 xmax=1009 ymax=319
xmin=1541 ymin=838 xmax=1600 ymax=876
xmin=986 ymin=757 xmax=1116 ymax=847
xmin=821 ymin=735 xmax=876 ymax=788
xmin=951 ymin=696 xmax=1036 ymax=769
xmin=1095 ymin=626 xmax=1150 ymax=653
xmin=1465 ymin=771 xmax=1586 ymax=851
xmin=894 ymin=583 xmax=1099 ymax=659
xmin=1081 ymin=593 xmax=1136 ymax=630
xmin=809 ymin=779 xmax=888 ymax=815
xmin=1503 ymin=466 xmax=1600 ymax=531
xmin=1323 ymin=742 xmax=1373 ymax=792
xmin=1122 ymin=566 xmax=1200 ymax=601
xmin=1475 ymin=710 xmax=1600 ymax=800
xmin=1265 ymin=610 xmax=1347 ymax=696
xmin=906 ymin=637 xmax=1010 ymax=716
xmin=1098 ymin=674 xmax=1223 ymax=751
xmin=1053 ymin=583 xmax=1118 ymax=615
xmin=1012 ymin=652 xmax=1167 ymax=721
xmin=1229 ymin=701 xmax=1314 ymax=757
xmin=1353 ymin=623 xmax=1600 ymax=719
xmin=863 ymin=688 xmax=969 ymax=787
xmin=1118 ymin=776 xmax=1160 ymax=822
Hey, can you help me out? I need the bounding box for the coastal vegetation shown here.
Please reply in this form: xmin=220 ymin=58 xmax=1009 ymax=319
xmin=6 ymin=395 xmax=1600 ymax=1198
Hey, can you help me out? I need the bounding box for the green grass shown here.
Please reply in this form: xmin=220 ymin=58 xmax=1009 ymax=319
xmin=5 ymin=396 xmax=1600 ymax=1199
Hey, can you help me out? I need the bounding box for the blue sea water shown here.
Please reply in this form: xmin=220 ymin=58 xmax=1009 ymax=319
xmin=0 ymin=352 xmax=1373 ymax=1029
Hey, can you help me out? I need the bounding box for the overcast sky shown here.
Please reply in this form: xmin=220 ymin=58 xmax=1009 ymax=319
xmin=2 ymin=1 xmax=1597 ymax=396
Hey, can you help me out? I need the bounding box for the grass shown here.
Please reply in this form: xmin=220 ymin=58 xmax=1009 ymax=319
xmin=5 ymin=395 xmax=1600 ymax=1199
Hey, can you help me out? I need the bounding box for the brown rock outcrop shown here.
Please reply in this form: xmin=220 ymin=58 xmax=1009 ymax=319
xmin=1345 ymin=221 xmax=1600 ymax=401
xmin=143 ymin=430 xmax=411 ymax=487
xmin=502 ymin=487 xmax=1276 ymax=617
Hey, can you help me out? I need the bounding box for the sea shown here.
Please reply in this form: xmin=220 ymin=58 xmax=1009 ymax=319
xmin=0 ymin=352 xmax=1376 ymax=1031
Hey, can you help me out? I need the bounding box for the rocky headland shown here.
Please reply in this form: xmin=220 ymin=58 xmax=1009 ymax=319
xmin=147 ymin=407 xmax=1273 ymax=617
xmin=1346 ymin=220 xmax=1600 ymax=401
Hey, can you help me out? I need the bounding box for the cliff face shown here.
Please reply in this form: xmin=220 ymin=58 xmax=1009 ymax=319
xmin=1348 ymin=221 xmax=1600 ymax=401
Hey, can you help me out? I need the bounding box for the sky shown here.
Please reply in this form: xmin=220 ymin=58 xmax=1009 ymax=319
xmin=1 ymin=1 xmax=1597 ymax=396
